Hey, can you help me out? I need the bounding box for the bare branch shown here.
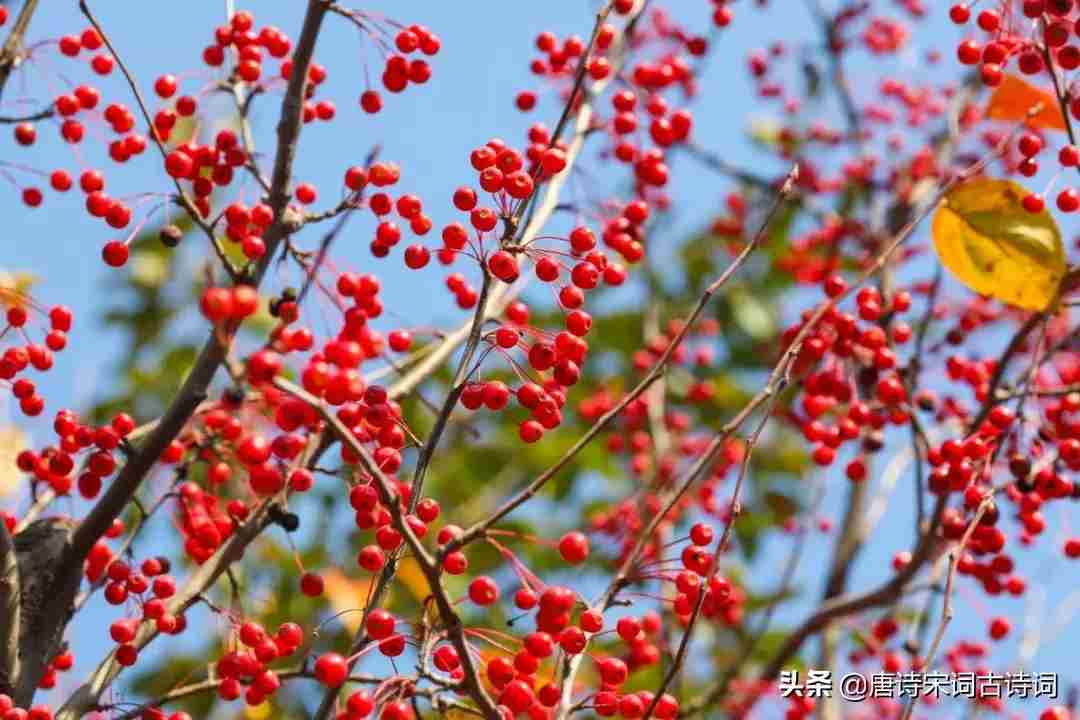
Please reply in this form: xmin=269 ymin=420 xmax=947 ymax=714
xmin=409 ymin=269 xmax=493 ymax=504
xmin=641 ymin=383 xmax=783 ymax=720
xmin=0 ymin=107 xmax=51 ymax=123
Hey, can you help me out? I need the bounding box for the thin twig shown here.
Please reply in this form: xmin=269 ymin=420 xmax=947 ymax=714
xmin=409 ymin=270 xmax=493 ymax=503
xmin=641 ymin=384 xmax=784 ymax=720
xmin=0 ymin=107 xmax=51 ymax=123
xmin=897 ymin=499 xmax=992 ymax=720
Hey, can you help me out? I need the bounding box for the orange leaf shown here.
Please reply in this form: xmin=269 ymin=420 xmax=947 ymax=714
xmin=322 ymin=569 xmax=375 ymax=634
xmin=0 ymin=271 xmax=36 ymax=311
xmin=395 ymin=557 xmax=431 ymax=602
xmin=985 ymin=74 xmax=1067 ymax=132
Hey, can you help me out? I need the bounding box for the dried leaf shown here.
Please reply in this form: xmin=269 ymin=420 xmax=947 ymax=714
xmin=932 ymin=178 xmax=1065 ymax=311
xmin=985 ymin=74 xmax=1067 ymax=132
xmin=0 ymin=271 xmax=37 ymax=311
xmin=0 ymin=426 xmax=26 ymax=497
xmin=763 ymin=491 xmax=799 ymax=521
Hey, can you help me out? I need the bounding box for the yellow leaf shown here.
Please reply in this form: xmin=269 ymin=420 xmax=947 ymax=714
xmin=322 ymin=569 xmax=375 ymax=634
xmin=0 ymin=427 xmax=26 ymax=497
xmin=243 ymin=702 xmax=271 ymax=720
xmin=395 ymin=557 xmax=431 ymax=602
xmin=932 ymin=178 xmax=1066 ymax=311
xmin=0 ymin=271 xmax=37 ymax=311
xmin=439 ymin=710 xmax=477 ymax=720
xmin=985 ymin=75 xmax=1067 ymax=132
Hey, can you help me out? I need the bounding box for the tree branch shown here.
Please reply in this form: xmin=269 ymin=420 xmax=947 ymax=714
xmin=641 ymin=385 xmax=783 ymax=720
xmin=35 ymin=4 xmax=333 ymax=711
xmin=56 ymin=503 xmax=278 ymax=719
xmin=0 ymin=0 xmax=40 ymax=100
xmin=0 ymin=523 xmax=19 ymax=698
xmin=409 ymin=268 xmax=493 ymax=504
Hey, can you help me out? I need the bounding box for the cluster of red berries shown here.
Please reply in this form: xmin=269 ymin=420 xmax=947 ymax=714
xmin=161 ymin=125 xmax=252 ymax=214
xmin=473 ymin=584 xmax=680 ymax=719
xmin=201 ymin=10 xmax=291 ymax=71
xmin=9 ymin=28 xmax=154 ymax=214
xmin=350 ymin=477 xmax=439 ymax=573
xmin=469 ymin=134 xmax=566 ymax=211
xmin=202 ymin=10 xmax=291 ymax=82
xmin=780 ymin=280 xmax=915 ymax=470
xmin=950 ymin=0 xmax=1080 ymax=87
xmin=100 ymin=555 xmax=179 ymax=618
xmin=365 ymin=24 xmax=440 ymax=109
xmin=208 ymin=619 xmax=305 ymax=705
xmin=175 ymin=481 xmax=243 ymax=563
xmin=57 ymin=27 xmax=112 ymax=75
xmin=314 ymin=610 xmax=404 ymax=687
xmin=15 ymin=33 xmax=107 ymax=149
xmin=862 ymin=16 xmax=910 ymax=55
xmin=315 ymin=645 xmax=402 ymax=719
xmin=14 ymin=407 xmax=127 ymax=498
xmin=0 ymin=695 xmax=55 ymax=720
xmin=105 ymin=560 xmax=187 ymax=667
xmin=480 ymin=304 xmax=584 ymax=445
xmin=343 ymin=162 xmax=434 ymax=260
xmin=1 ymin=304 xmax=71 ymax=417
xmin=199 ymin=284 xmax=260 ymax=323
xmin=772 ymin=221 xmax=852 ymax=284
xmin=515 ymin=31 xmax=594 ymax=111
xmin=1010 ymin=132 xmax=1080 ymax=214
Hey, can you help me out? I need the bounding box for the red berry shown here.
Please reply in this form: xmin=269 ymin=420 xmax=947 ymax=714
xmin=468 ymin=576 xmax=499 ymax=606
xmin=101 ymin=241 xmax=129 ymax=267
xmin=314 ymin=653 xmax=348 ymax=687
xmin=557 ymin=531 xmax=589 ymax=564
